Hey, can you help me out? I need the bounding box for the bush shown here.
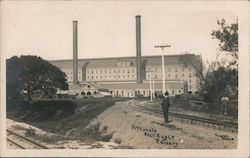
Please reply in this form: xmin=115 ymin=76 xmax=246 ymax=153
xmin=114 ymin=138 xmax=122 ymax=144
xmin=22 ymin=100 xmax=76 ymax=121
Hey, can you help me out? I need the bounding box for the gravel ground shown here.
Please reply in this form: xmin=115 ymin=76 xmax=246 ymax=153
xmin=7 ymin=100 xmax=237 ymax=149
xmin=91 ymin=100 xmax=237 ymax=149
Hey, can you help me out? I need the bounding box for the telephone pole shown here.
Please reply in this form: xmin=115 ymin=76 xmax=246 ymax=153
xmin=154 ymin=44 xmax=171 ymax=97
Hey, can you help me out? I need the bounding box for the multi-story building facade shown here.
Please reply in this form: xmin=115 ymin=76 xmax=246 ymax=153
xmin=50 ymin=54 xmax=201 ymax=97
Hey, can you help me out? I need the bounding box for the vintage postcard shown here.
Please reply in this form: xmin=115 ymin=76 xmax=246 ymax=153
xmin=0 ymin=0 xmax=249 ymax=157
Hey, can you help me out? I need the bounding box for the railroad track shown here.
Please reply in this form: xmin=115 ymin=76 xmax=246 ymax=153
xmin=7 ymin=130 xmax=49 ymax=149
xmin=129 ymin=103 xmax=238 ymax=130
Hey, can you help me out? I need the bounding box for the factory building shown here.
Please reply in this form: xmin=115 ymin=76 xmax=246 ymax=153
xmin=50 ymin=54 xmax=201 ymax=97
xmin=50 ymin=16 xmax=202 ymax=97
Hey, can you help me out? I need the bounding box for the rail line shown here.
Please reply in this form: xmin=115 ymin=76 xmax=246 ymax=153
xmin=129 ymin=103 xmax=238 ymax=130
xmin=7 ymin=130 xmax=49 ymax=149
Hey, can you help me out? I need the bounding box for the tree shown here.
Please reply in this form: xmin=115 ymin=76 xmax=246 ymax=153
xmin=211 ymin=19 xmax=238 ymax=68
xmin=7 ymin=55 xmax=68 ymax=100
xmin=201 ymin=19 xmax=238 ymax=103
xmin=201 ymin=66 xmax=238 ymax=102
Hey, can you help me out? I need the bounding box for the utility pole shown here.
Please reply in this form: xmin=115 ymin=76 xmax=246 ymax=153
xmin=154 ymin=45 xmax=171 ymax=97
xmin=147 ymin=70 xmax=153 ymax=101
xmin=152 ymin=77 xmax=155 ymax=100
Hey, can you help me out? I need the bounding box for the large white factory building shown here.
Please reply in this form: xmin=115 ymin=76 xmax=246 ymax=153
xmin=49 ymin=16 xmax=202 ymax=97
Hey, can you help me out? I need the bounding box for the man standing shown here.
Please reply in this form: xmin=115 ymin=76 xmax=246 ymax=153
xmin=162 ymin=91 xmax=170 ymax=123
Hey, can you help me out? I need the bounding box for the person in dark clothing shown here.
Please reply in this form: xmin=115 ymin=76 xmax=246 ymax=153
xmin=162 ymin=91 xmax=170 ymax=123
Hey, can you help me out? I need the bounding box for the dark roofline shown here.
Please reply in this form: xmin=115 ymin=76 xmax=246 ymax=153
xmin=49 ymin=54 xmax=200 ymax=62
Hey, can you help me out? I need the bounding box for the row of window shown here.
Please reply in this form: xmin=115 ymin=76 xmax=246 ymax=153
xmin=65 ymin=67 xmax=194 ymax=77
xmin=146 ymin=67 xmax=193 ymax=73
xmin=146 ymin=73 xmax=194 ymax=79
xmin=87 ymin=75 xmax=136 ymax=80
xmin=87 ymin=69 xmax=135 ymax=75
xmin=113 ymin=89 xmax=184 ymax=96
xmin=116 ymin=61 xmax=134 ymax=67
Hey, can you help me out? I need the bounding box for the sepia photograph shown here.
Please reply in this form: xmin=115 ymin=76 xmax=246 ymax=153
xmin=0 ymin=0 xmax=249 ymax=157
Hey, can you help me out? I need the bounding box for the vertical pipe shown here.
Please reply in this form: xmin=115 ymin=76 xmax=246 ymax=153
xmin=73 ymin=21 xmax=78 ymax=85
xmin=152 ymin=78 xmax=155 ymax=100
xmin=136 ymin=15 xmax=142 ymax=84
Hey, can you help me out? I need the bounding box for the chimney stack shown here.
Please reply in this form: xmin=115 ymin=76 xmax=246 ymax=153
xmin=73 ymin=21 xmax=78 ymax=85
xmin=136 ymin=15 xmax=142 ymax=84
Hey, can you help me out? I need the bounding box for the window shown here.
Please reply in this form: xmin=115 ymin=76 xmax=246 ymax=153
xmin=189 ymin=79 xmax=192 ymax=83
xmin=122 ymin=90 xmax=124 ymax=96
xmin=175 ymin=67 xmax=178 ymax=72
xmin=182 ymin=74 xmax=184 ymax=78
xmin=143 ymin=90 xmax=145 ymax=95
xmin=179 ymin=90 xmax=181 ymax=93
xmin=189 ymin=73 xmax=192 ymax=78
xmin=189 ymin=85 xmax=192 ymax=89
xmin=175 ymin=74 xmax=178 ymax=78
xmin=182 ymin=68 xmax=185 ymax=72
xmin=172 ymin=90 xmax=174 ymax=95
xmin=127 ymin=92 xmax=129 ymax=96
xmin=168 ymin=74 xmax=171 ymax=78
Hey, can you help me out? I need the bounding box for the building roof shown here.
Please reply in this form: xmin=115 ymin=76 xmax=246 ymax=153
xmin=49 ymin=54 xmax=201 ymax=69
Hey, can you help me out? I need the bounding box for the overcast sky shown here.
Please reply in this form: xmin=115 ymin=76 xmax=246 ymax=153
xmin=1 ymin=1 xmax=238 ymax=63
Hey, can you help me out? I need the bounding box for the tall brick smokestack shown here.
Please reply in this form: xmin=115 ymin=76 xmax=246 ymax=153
xmin=73 ymin=21 xmax=78 ymax=85
xmin=136 ymin=15 xmax=142 ymax=84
